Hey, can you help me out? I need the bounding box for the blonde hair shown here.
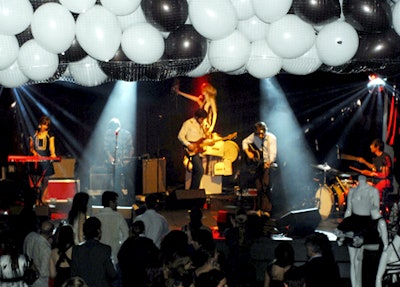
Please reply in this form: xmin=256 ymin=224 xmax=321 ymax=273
xmin=201 ymin=83 xmax=217 ymax=98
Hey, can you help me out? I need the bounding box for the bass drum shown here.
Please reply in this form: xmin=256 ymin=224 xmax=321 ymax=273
xmin=315 ymin=186 xmax=334 ymax=220
xmin=223 ymin=140 xmax=239 ymax=162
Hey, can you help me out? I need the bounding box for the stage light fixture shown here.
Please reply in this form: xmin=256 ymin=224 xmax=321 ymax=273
xmin=367 ymin=73 xmax=386 ymax=89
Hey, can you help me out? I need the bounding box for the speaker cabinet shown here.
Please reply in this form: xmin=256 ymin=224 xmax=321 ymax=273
xmin=50 ymin=158 xmax=76 ymax=179
xmin=276 ymin=208 xmax=321 ymax=236
xmin=142 ymin=158 xmax=166 ymax=194
xmin=169 ymin=189 xmax=206 ymax=209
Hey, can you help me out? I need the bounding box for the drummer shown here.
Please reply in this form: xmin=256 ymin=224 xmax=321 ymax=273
xmin=356 ymin=138 xmax=393 ymax=200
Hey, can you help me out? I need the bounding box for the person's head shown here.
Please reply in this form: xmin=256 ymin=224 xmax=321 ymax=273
xmin=235 ymin=208 xmax=247 ymax=225
xmin=40 ymin=220 xmax=55 ymax=241
xmin=38 ymin=115 xmax=51 ymax=131
xmin=194 ymin=109 xmax=208 ymax=125
xmin=370 ymin=138 xmax=384 ymax=153
xmin=200 ymin=83 xmax=217 ymax=99
xmin=254 ymin=121 xmax=267 ymax=139
xmin=62 ymin=276 xmax=89 ymax=287
xmin=274 ymin=241 xmax=295 ymax=268
xmin=357 ymin=175 xmax=367 ymax=185
xmin=83 ymin=217 xmax=101 ymax=240
xmin=188 ymin=206 xmax=203 ymax=228
xmin=107 ymin=117 xmax=121 ymax=132
xmin=145 ymin=193 xmax=159 ymax=210
xmin=102 ymin=191 xmax=118 ymax=210
xmin=68 ymin=192 xmax=89 ymax=224
xmin=55 ymin=224 xmax=75 ymax=250
xmin=196 ymin=269 xmax=227 ymax=287
xmin=131 ymin=220 xmax=145 ymax=236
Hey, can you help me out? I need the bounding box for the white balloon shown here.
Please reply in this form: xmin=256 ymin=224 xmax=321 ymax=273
xmin=316 ymin=20 xmax=359 ymax=66
xmin=118 ymin=6 xmax=146 ymax=32
xmin=237 ymin=16 xmax=270 ymax=42
xmin=121 ymin=23 xmax=165 ymax=65
xmin=31 ymin=3 xmax=75 ymax=54
xmin=230 ymin=0 xmax=254 ymax=20
xmin=76 ymin=5 xmax=122 ymax=61
xmin=100 ymin=0 xmax=141 ymax=16
xmin=69 ymin=56 xmax=108 ymax=87
xmin=226 ymin=65 xmax=247 ymax=75
xmin=0 ymin=60 xmax=29 ymax=88
xmin=0 ymin=0 xmax=33 ymax=35
xmin=18 ymin=39 xmax=59 ymax=81
xmin=267 ymin=14 xmax=316 ymax=59
xmin=246 ymin=39 xmax=282 ymax=78
xmin=189 ymin=0 xmax=238 ymax=40
xmin=283 ymin=44 xmax=322 ymax=75
xmin=393 ymin=3 xmax=400 ymax=36
xmin=0 ymin=35 xmax=19 ymax=70
xmin=59 ymin=0 xmax=96 ymax=14
xmin=251 ymin=0 xmax=292 ymax=23
xmin=208 ymin=30 xmax=251 ymax=72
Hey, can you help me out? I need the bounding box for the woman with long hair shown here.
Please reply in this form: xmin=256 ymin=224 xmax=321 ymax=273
xmin=67 ymin=192 xmax=89 ymax=245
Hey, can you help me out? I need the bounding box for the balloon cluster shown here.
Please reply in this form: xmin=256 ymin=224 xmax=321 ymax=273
xmin=0 ymin=0 xmax=399 ymax=87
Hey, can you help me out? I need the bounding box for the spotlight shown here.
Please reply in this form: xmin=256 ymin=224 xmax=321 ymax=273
xmin=367 ymin=74 xmax=386 ymax=89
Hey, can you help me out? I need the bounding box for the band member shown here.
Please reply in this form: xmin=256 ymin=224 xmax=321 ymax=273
xmin=29 ymin=115 xmax=57 ymax=204
xmin=357 ymin=138 xmax=393 ymax=199
xmin=177 ymin=109 xmax=209 ymax=189
xmin=242 ymin=121 xmax=277 ymax=212
xmin=103 ymin=118 xmax=135 ymax=205
xmin=173 ymin=81 xmax=217 ymax=137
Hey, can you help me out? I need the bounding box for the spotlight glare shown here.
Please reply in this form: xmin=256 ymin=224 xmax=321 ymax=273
xmin=367 ymin=74 xmax=386 ymax=88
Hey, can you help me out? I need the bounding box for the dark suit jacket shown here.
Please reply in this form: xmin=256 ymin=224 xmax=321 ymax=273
xmin=71 ymin=239 xmax=117 ymax=287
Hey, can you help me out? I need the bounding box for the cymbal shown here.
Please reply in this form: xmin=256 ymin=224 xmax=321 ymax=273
xmin=311 ymin=163 xmax=331 ymax=171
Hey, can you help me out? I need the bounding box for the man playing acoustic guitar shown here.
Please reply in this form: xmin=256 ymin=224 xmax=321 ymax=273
xmin=178 ymin=109 xmax=209 ymax=189
xmin=242 ymin=121 xmax=277 ymax=212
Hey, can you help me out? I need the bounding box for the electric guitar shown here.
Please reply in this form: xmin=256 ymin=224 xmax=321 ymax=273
xmin=183 ymin=132 xmax=237 ymax=172
xmin=185 ymin=132 xmax=237 ymax=157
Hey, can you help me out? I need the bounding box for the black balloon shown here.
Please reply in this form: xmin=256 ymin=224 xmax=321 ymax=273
xmin=16 ymin=27 xmax=33 ymax=46
xmin=141 ymin=0 xmax=188 ymax=32
xmin=165 ymin=25 xmax=207 ymax=60
xmin=293 ymin=0 xmax=341 ymax=25
xmin=342 ymin=0 xmax=392 ymax=33
xmin=356 ymin=29 xmax=400 ymax=60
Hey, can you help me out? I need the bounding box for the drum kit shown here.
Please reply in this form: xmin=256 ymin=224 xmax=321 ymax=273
xmin=311 ymin=162 xmax=357 ymax=220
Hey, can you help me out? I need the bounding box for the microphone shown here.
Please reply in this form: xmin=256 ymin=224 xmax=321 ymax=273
xmin=336 ymin=145 xmax=340 ymax=159
xmin=115 ymin=127 xmax=121 ymax=136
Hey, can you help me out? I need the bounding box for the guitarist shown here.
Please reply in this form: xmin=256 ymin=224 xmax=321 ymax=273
xmin=242 ymin=122 xmax=277 ymax=212
xmin=177 ymin=109 xmax=209 ymax=189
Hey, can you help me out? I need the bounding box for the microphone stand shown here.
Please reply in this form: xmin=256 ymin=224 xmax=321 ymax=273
xmin=112 ymin=130 xmax=119 ymax=191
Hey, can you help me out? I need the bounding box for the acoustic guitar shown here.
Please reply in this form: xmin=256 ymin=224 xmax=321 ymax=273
xmin=245 ymin=143 xmax=263 ymax=168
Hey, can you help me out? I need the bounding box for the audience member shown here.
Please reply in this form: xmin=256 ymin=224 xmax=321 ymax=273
xmin=61 ymin=276 xmax=88 ymax=287
xmin=23 ymin=220 xmax=54 ymax=287
xmin=181 ymin=206 xmax=212 ymax=235
xmin=50 ymin=225 xmax=75 ymax=287
xmin=297 ymin=232 xmax=341 ymax=287
xmin=0 ymin=231 xmax=30 ymax=286
xmin=195 ymin=269 xmax=227 ymax=287
xmin=282 ymin=267 xmax=305 ymax=287
xmin=134 ymin=193 xmax=169 ymax=248
xmin=163 ymin=252 xmax=194 ymax=287
xmin=94 ymin=191 xmax=129 ymax=265
xmin=67 ymin=192 xmax=89 ymax=245
xmin=117 ymin=220 xmax=160 ymax=287
xmin=224 ymin=208 xmax=255 ymax=287
xmin=264 ymin=241 xmax=295 ymax=287
xmin=160 ymin=230 xmax=190 ymax=266
xmin=71 ymin=217 xmax=117 ymax=287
